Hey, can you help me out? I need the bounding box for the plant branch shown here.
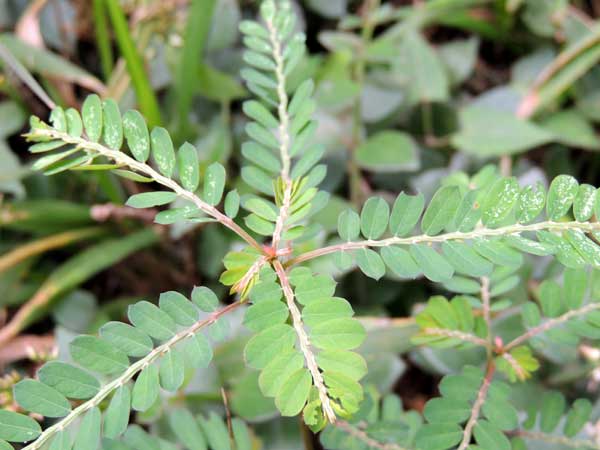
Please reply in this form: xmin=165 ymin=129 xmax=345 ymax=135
xmin=21 ymin=301 xmax=242 ymax=450
xmin=286 ymin=221 xmax=600 ymax=266
xmin=28 ymin=128 xmax=262 ymax=252
xmin=423 ymin=328 xmax=489 ymax=347
xmin=480 ymin=277 xmax=493 ymax=355
xmin=511 ymin=430 xmax=600 ymax=449
xmin=457 ymin=362 xmax=495 ymax=450
xmin=272 ymin=259 xmax=336 ymax=423
xmin=504 ymin=302 xmax=600 ymax=352
xmin=264 ymin=11 xmax=292 ymax=249
xmin=335 ymin=420 xmax=408 ymax=450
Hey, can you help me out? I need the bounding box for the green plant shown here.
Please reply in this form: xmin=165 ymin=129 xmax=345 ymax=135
xmin=5 ymin=1 xmax=600 ymax=449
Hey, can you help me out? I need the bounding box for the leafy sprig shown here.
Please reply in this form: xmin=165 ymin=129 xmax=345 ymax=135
xmin=2 ymin=288 xmax=235 ymax=450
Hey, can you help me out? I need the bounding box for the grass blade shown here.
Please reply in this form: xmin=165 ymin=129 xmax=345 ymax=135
xmin=105 ymin=0 xmax=162 ymax=127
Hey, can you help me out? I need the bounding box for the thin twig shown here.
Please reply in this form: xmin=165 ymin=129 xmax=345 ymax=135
xmin=457 ymin=362 xmax=495 ymax=450
xmin=422 ymin=328 xmax=489 ymax=347
xmin=272 ymin=260 xmax=336 ymax=423
xmin=286 ymin=221 xmax=600 ymax=266
xmin=504 ymin=302 xmax=600 ymax=352
xmin=335 ymin=420 xmax=407 ymax=450
xmin=21 ymin=301 xmax=242 ymax=450
xmin=511 ymin=429 xmax=600 ymax=449
xmin=28 ymin=128 xmax=263 ymax=252
xmin=264 ymin=11 xmax=292 ymax=250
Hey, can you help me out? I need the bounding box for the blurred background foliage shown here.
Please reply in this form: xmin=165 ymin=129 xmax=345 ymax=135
xmin=4 ymin=0 xmax=600 ymax=448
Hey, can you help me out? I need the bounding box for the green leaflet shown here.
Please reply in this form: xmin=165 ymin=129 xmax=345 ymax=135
xmin=311 ymin=318 xmax=366 ymax=350
xmin=104 ymin=386 xmax=131 ymax=439
xmin=0 ymin=410 xmax=42 ymax=443
xmin=123 ymin=425 xmax=159 ymax=450
xmin=241 ymin=142 xmax=281 ymax=174
xmin=302 ymin=298 xmax=353 ymax=327
xmin=276 ymin=369 xmax=312 ymax=416
xmin=224 ymin=190 xmax=241 ymax=218
xmin=337 ymin=209 xmax=360 ymax=242
xmin=516 ymin=181 xmax=545 ymax=224
xmin=13 ymin=380 xmax=71 ymax=417
xmin=354 ymin=248 xmax=386 ymax=280
xmin=244 ymin=197 xmax=278 ymax=221
xmin=168 ymin=409 xmax=207 ymax=450
xmin=546 ymin=174 xmax=578 ymax=221
xmin=564 ymin=399 xmax=592 ymax=437
xmin=159 ymin=349 xmax=185 ymax=392
xmin=81 ymin=94 xmax=103 ymax=142
xmin=539 ymin=280 xmax=563 ymax=317
xmin=243 ymin=100 xmax=278 ymax=129
xmin=37 ymin=361 xmax=100 ymax=399
xmin=99 ymin=321 xmax=153 ymax=357
xmin=441 ymin=241 xmax=493 ymax=277
xmin=128 ymin=301 xmax=177 ymax=341
xmin=150 ymin=127 xmax=176 ymax=177
xmin=563 ymin=268 xmax=587 ymax=309
xmin=102 ymin=99 xmax=123 ymax=150
xmin=184 ymin=333 xmax=213 ymax=368
xmin=191 ymin=285 xmax=219 ymax=312
xmin=258 ymin=350 xmax=304 ymax=397
xmin=415 ymin=423 xmax=462 ymax=450
xmin=244 ymin=323 xmax=296 ymax=369
xmin=66 ymin=108 xmax=83 ymax=137
xmin=203 ymin=162 xmax=226 ymax=206
xmin=126 ymin=191 xmax=177 ymax=208
xmin=177 ymin=142 xmax=200 ymax=192
xmin=198 ymin=412 xmax=234 ymax=450
xmin=540 ymin=391 xmax=566 ymax=432
xmin=122 ymin=109 xmax=150 ymax=162
xmin=243 ymin=299 xmax=289 ymax=331
xmin=573 ymin=184 xmax=596 ymax=222
xmin=481 ymin=177 xmax=519 ymax=227
xmin=472 ymin=238 xmax=523 ymax=267
xmin=360 ymin=197 xmax=389 ymax=239
xmin=424 ymin=398 xmax=471 ymax=423
xmin=132 ymin=364 xmax=159 ymax=412
xmin=73 ymin=407 xmax=101 ymax=450
xmin=449 ymin=189 xmax=481 ymax=232
xmin=159 ymin=290 xmax=198 ymax=326
xmin=421 ymin=185 xmax=461 ymax=235
xmin=316 ymin=350 xmax=367 ymax=381
xmin=380 ymin=246 xmax=422 ymax=279
xmin=49 ymin=431 xmax=70 ymax=450
xmin=410 ymin=244 xmax=454 ymax=282
xmin=49 ymin=107 xmax=67 ymax=132
xmin=70 ymin=335 xmax=129 ymax=375
xmin=389 ymin=192 xmax=424 ymax=236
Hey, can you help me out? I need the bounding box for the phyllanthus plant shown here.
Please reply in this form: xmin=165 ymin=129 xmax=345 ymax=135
xmin=4 ymin=1 xmax=600 ymax=449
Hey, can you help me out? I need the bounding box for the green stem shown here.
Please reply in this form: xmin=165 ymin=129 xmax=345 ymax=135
xmin=287 ymin=220 xmax=600 ymax=266
xmin=503 ymin=302 xmax=600 ymax=352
